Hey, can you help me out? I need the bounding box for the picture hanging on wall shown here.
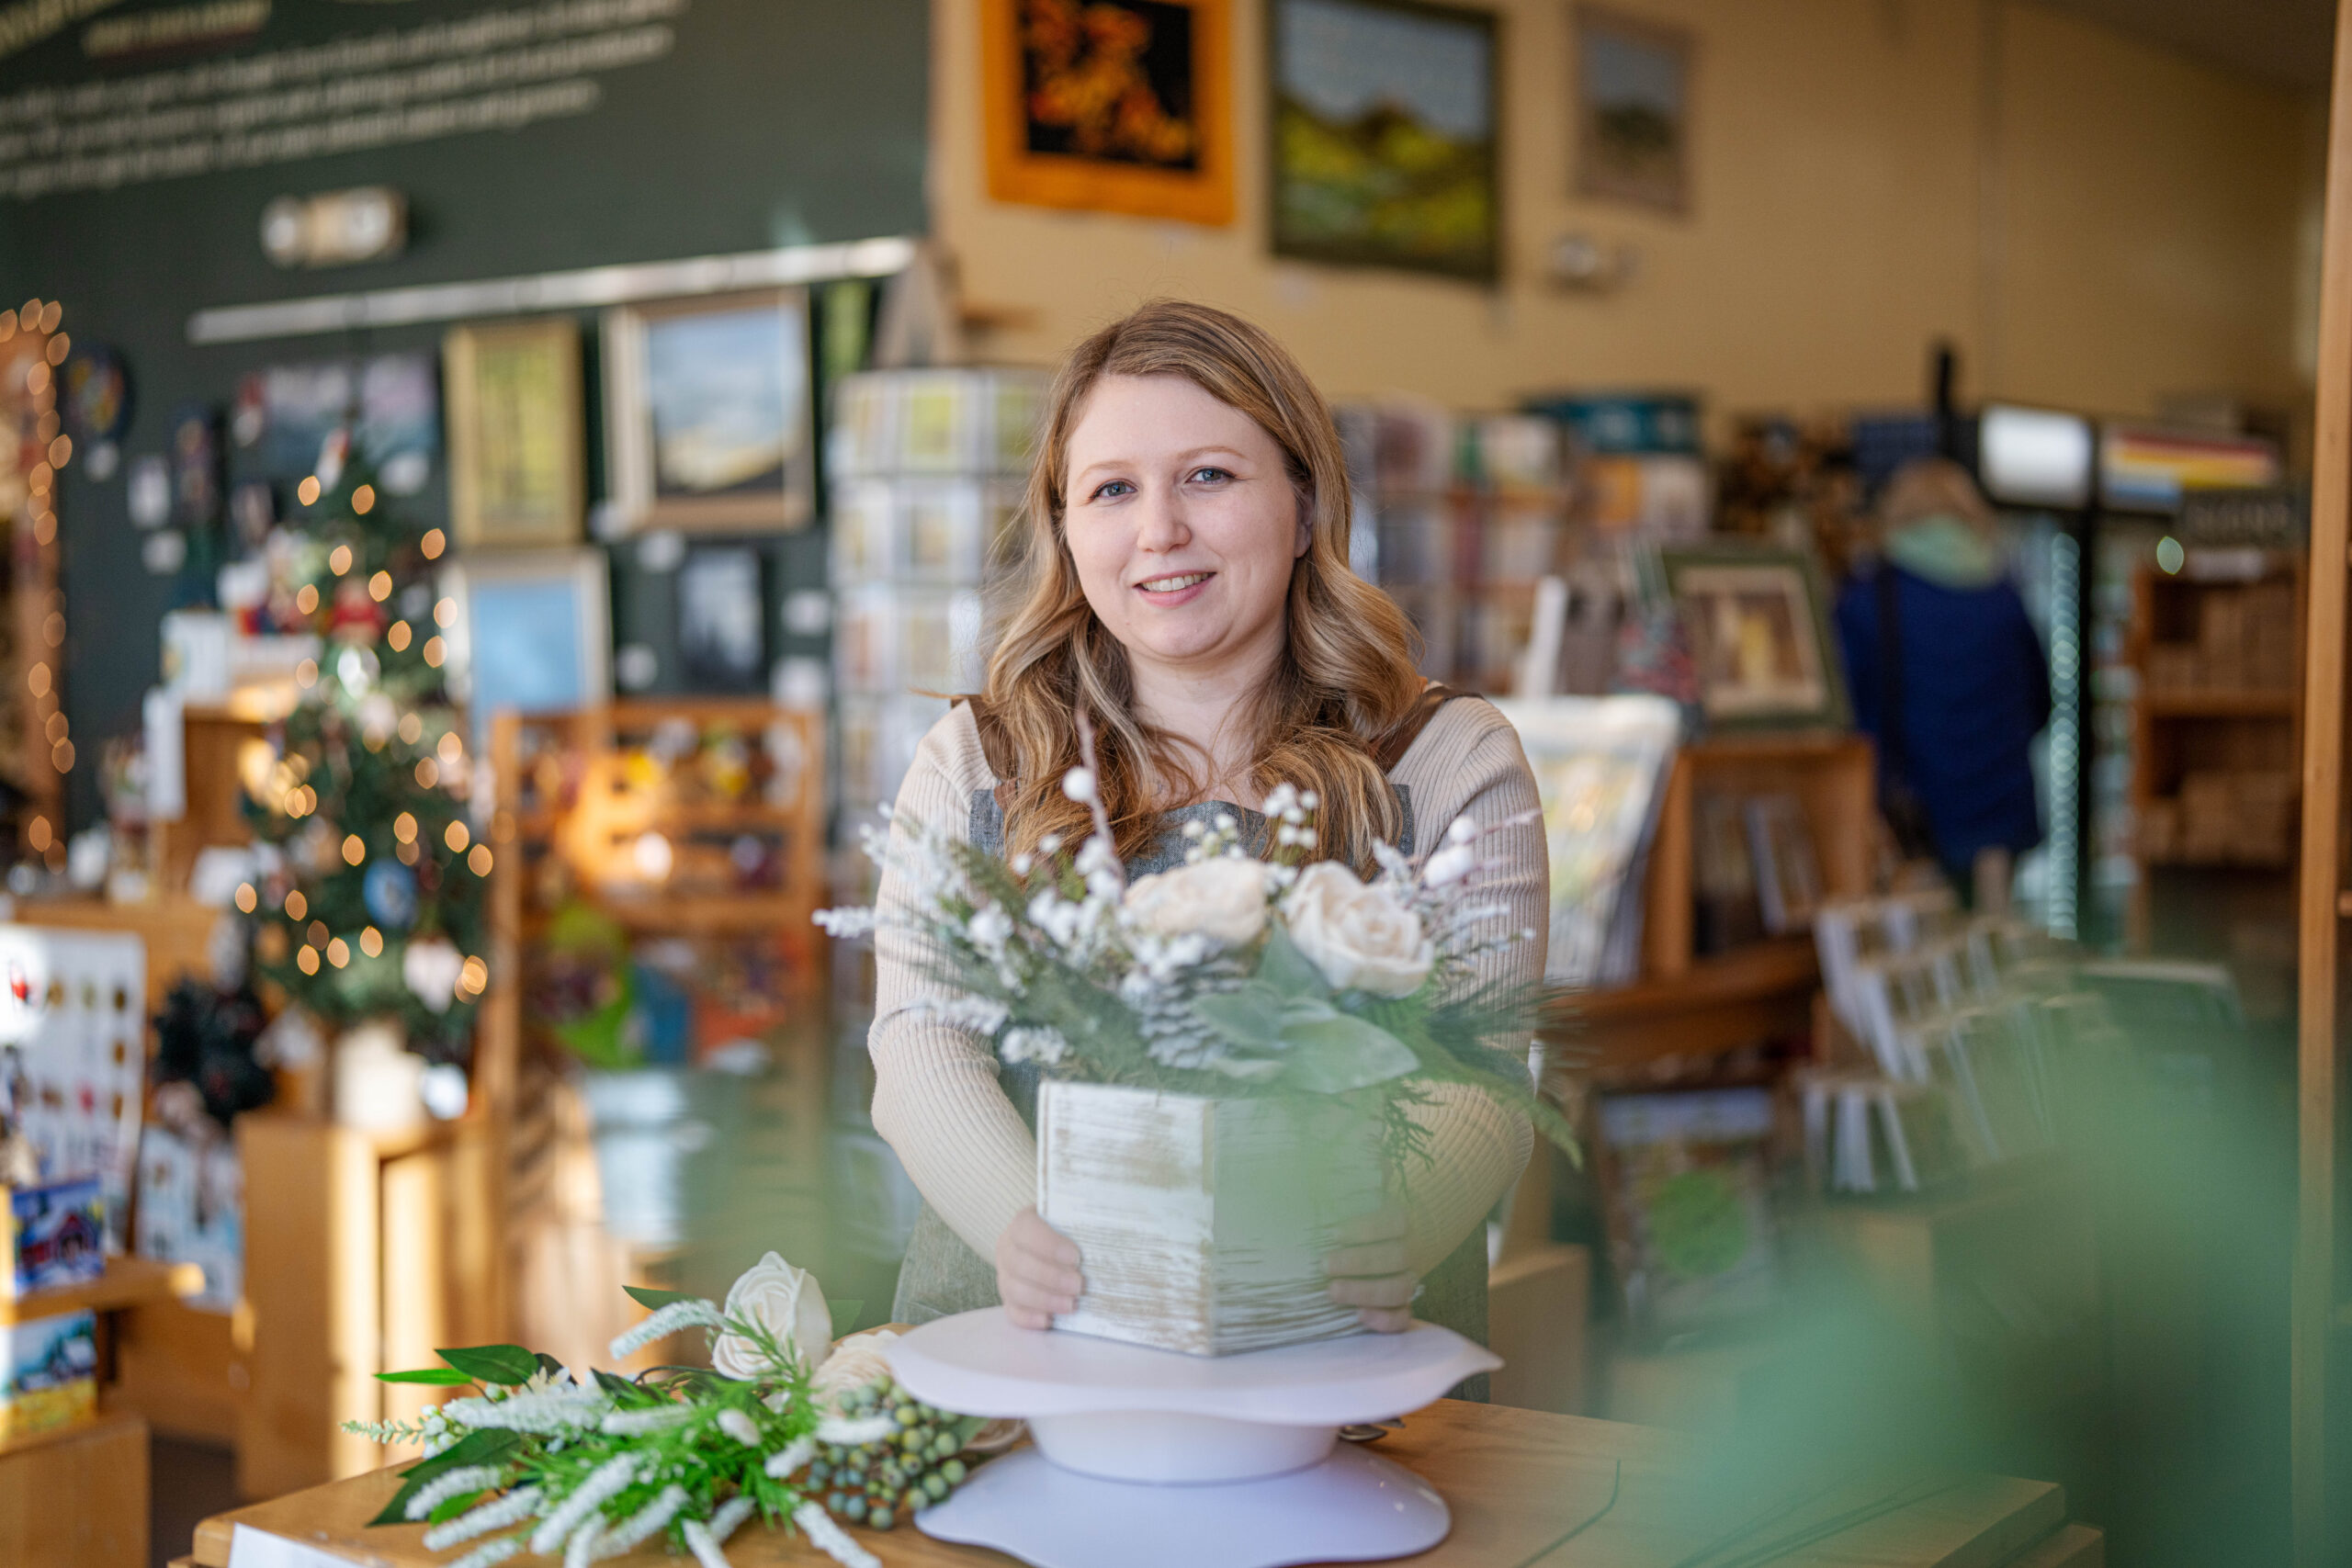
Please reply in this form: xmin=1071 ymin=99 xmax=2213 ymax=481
xmin=602 ymin=288 xmax=814 ymax=534
xmin=441 ymin=547 xmax=613 ymax=743
xmin=234 ymin=354 xmax=439 ymax=494
xmin=445 ymin=318 xmax=584 ymax=549
xmin=1647 ymin=544 xmax=1849 ymax=732
xmin=675 ymin=544 xmax=766 ymax=694
xmin=981 ymin=0 xmax=1233 ymax=225
xmin=1266 ymin=0 xmax=1499 ymax=281
xmin=1574 ymin=5 xmax=1693 ymax=214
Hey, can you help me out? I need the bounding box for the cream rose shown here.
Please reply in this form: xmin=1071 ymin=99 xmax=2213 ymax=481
xmin=712 ymin=1251 xmax=832 ymax=1379
xmin=1122 ymin=857 xmax=1270 ymax=947
xmin=1283 ymin=862 xmax=1434 ymax=998
xmin=811 ymin=1327 xmax=899 ymax=1407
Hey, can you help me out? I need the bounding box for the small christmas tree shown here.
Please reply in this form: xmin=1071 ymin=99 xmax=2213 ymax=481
xmin=243 ymin=450 xmax=491 ymax=1066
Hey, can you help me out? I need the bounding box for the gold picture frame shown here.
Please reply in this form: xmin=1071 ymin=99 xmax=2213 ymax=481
xmin=981 ymin=0 xmax=1234 ymax=226
xmin=444 ymin=319 xmax=585 ymax=549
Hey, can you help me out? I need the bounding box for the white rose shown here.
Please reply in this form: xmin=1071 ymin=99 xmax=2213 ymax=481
xmin=712 ymin=1251 xmax=832 ymax=1379
xmin=1122 ymin=857 xmax=1270 ymax=947
xmin=812 ymin=1327 xmax=900 ymax=1408
xmin=1283 ymin=862 xmax=1434 ymax=998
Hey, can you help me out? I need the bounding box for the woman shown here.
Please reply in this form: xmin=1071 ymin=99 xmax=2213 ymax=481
xmin=868 ymin=301 xmax=1545 ymax=1365
xmin=1834 ymin=457 xmax=2050 ymax=894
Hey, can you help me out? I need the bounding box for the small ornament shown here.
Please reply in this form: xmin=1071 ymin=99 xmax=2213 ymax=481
xmin=329 ymin=577 xmax=384 ymax=645
xmin=364 ymin=858 xmax=419 ymax=931
xmin=401 ymin=936 xmax=462 ymax=1013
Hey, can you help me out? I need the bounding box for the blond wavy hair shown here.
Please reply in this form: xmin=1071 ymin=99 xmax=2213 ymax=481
xmin=980 ymin=300 xmax=1425 ymax=868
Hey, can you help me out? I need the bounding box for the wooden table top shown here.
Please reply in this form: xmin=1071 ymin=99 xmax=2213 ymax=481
xmin=191 ymin=1399 xmax=2092 ymax=1568
xmin=0 ymin=1255 xmax=204 ymax=1325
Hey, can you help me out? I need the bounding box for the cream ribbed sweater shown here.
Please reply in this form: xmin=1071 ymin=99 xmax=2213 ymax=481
xmin=867 ymin=695 xmax=1546 ymax=1278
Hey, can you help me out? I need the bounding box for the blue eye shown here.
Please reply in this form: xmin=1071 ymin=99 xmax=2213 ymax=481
xmin=1090 ymin=479 xmax=1135 ymax=501
xmin=1188 ymin=467 xmax=1231 ymax=484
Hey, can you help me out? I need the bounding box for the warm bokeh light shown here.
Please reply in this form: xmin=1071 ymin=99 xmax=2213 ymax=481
xmin=295 ymin=584 xmax=320 ymax=615
xmin=27 ymin=817 xmax=51 ymax=852
xmin=297 ymin=476 xmax=321 ymax=505
xmin=296 ymin=659 xmax=317 ymax=687
xmin=360 ymin=927 xmax=383 ymax=958
xmin=387 ymin=621 xmax=413 ymax=652
xmin=399 ymin=713 xmax=424 ymax=745
xmin=297 ymin=946 xmax=320 ymax=976
xmin=458 ymin=955 xmax=489 ymax=997
xmin=353 ymin=484 xmax=376 ymax=514
xmin=469 ymin=843 xmax=493 ymax=877
xmin=435 ymin=597 xmax=457 ymax=627
xmin=328 ymin=544 xmax=353 ymax=576
xmin=394 ymin=811 xmax=417 ymax=844
xmin=423 ymin=636 xmax=445 ymax=668
xmin=414 ymin=757 xmax=439 ymax=788
xmin=26 ymin=663 xmax=49 ymax=696
xmin=343 ymin=833 xmax=366 ymax=865
xmin=422 ymin=527 xmax=446 ymax=559
xmin=445 ymin=818 xmax=469 ymax=852
xmin=285 ymin=889 xmax=307 ymax=919
xmin=327 ymin=938 xmax=350 ymax=968
xmin=235 ymin=883 xmax=257 ymax=914
xmin=368 ymin=570 xmax=392 ymax=602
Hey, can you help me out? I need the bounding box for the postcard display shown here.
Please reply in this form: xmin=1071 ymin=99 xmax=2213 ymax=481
xmin=824 ymin=367 xmax=1046 ymax=1266
xmin=0 ymin=925 xmax=143 ymax=1438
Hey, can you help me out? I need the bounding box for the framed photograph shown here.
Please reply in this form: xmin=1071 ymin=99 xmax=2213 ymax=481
xmin=1575 ymin=6 xmax=1692 ymax=214
xmin=1595 ymin=1086 xmax=1781 ymax=1337
xmin=443 ymin=548 xmax=612 ymax=739
xmin=238 ymin=353 xmax=439 ymax=494
xmin=1268 ymin=0 xmax=1500 ymax=280
xmin=1652 ymin=544 xmax=1849 ymax=730
xmin=982 ymin=0 xmax=1234 ymax=225
xmin=601 ymin=288 xmax=814 ymax=534
xmin=676 ymin=545 xmax=766 ymax=694
xmin=445 ymin=319 xmax=584 ymax=549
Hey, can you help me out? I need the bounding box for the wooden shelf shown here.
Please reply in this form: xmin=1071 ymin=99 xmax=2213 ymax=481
xmin=1541 ymin=939 xmax=1820 ymax=1072
xmin=587 ymin=892 xmax=816 ymax=933
xmin=2140 ymin=689 xmax=2301 ymax=717
xmin=0 ymin=1256 xmax=202 ymax=1325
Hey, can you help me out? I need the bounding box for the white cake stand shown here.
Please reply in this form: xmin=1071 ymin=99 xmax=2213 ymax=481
xmin=884 ymin=1309 xmax=1500 ymax=1568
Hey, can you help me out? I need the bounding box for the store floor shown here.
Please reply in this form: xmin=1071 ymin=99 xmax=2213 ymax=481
xmin=150 ymin=1435 xmax=239 ymax=1568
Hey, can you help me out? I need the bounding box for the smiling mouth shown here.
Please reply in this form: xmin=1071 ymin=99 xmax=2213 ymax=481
xmin=1137 ymin=571 xmax=1213 ymax=592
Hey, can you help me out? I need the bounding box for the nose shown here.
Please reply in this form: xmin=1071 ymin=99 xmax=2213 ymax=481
xmin=1135 ymin=485 xmax=1190 ymax=554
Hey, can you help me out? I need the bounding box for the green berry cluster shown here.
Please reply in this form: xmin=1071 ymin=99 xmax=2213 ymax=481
xmin=809 ymin=1381 xmax=981 ymax=1532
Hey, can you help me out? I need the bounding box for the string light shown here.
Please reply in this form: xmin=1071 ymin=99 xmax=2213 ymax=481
xmin=423 ymin=637 xmax=445 ymax=667
xmin=26 ymin=818 xmax=50 ymax=852
xmin=327 ymin=938 xmax=350 ymax=968
xmin=414 ymin=757 xmax=439 ymax=787
xmin=295 ymin=584 xmax=320 ymax=615
xmin=328 ymin=544 xmax=352 ymax=576
xmin=296 ymin=659 xmax=317 ymax=688
xmin=234 ymin=884 xmax=257 ymax=914
xmin=387 ymin=622 xmax=412 ymax=652
xmin=352 ymin=484 xmax=376 ymax=514
xmin=343 ymin=833 xmax=366 ymax=864
xmin=394 ymin=812 xmax=416 ymax=842
xmin=398 ymin=713 xmax=423 ymax=745
xmin=421 ymin=528 xmax=446 ymax=559
xmin=308 ymin=920 xmax=329 ymax=947
xmin=368 ymin=570 xmax=391 ymax=602
xmin=297 ymin=476 xmax=321 ymax=506
xmin=468 ymin=843 xmax=493 ymax=876
xmin=445 ymin=819 xmax=469 ymax=852
xmin=434 ymin=597 xmax=457 ymax=627
xmin=298 ymin=947 xmax=320 ymax=976
xmin=360 ymin=927 xmax=383 ymax=958
xmin=285 ymin=889 xmax=307 ymax=919
xmin=458 ymin=956 xmax=489 ymax=997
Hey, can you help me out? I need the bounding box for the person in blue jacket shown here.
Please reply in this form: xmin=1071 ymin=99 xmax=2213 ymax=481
xmin=1835 ymin=457 xmax=2052 ymax=891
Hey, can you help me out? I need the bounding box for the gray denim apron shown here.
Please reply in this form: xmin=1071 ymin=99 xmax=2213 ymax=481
xmin=888 ymin=785 xmax=1493 ymax=1399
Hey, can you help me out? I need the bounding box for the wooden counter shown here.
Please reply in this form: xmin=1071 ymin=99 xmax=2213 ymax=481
xmin=187 ymin=1399 xmax=2100 ymax=1567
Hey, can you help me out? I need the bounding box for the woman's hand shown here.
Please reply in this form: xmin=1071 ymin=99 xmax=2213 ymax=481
xmin=996 ymin=1206 xmax=1083 ymax=1330
xmin=1327 ymin=1203 xmax=1417 ymax=1333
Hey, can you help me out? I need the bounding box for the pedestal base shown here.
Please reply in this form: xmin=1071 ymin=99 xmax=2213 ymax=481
xmin=915 ymin=1445 xmax=1450 ymax=1568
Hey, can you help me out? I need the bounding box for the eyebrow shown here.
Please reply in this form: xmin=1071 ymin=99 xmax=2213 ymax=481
xmin=1071 ymin=446 xmax=1254 ymax=486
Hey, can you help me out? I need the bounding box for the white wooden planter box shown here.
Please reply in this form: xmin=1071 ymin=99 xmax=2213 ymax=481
xmin=1036 ymin=1079 xmax=1385 ymax=1357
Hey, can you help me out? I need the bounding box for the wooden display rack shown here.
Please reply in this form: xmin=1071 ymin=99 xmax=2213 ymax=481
xmin=485 ymin=701 xmax=830 ymax=1384
xmin=1543 ymin=731 xmax=1874 ymax=1073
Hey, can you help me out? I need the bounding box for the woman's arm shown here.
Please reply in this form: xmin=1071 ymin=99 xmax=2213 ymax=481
xmin=1391 ymin=708 xmax=1544 ymax=1278
xmin=866 ymin=719 xmax=1038 ymax=1262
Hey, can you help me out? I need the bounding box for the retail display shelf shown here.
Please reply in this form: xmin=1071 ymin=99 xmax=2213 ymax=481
xmin=0 ymin=1257 xmax=202 ymax=1326
xmin=1541 ymin=940 xmax=1820 ymax=1070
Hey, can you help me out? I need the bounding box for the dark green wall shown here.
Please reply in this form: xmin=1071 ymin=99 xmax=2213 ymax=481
xmin=0 ymin=0 xmax=927 ymax=827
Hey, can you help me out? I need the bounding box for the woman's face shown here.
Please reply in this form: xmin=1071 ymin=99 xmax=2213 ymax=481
xmin=1060 ymin=373 xmax=1307 ymax=687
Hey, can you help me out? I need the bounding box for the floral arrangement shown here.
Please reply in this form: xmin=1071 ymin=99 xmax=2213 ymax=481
xmin=820 ymin=716 xmax=1577 ymax=1166
xmin=346 ymin=1254 xmax=1007 ymax=1568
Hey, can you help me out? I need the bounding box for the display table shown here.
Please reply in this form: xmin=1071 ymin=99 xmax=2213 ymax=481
xmin=183 ymin=1400 xmax=2101 ymax=1568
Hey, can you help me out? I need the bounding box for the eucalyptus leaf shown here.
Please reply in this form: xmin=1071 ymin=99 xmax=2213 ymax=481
xmin=436 ymin=1345 xmax=538 ymax=1385
xmin=1257 ymin=924 xmax=1329 ymax=996
xmin=1192 ymin=984 xmax=1285 ymax=1050
xmin=1280 ymin=1015 xmax=1419 ymax=1093
xmin=623 ymin=1284 xmax=695 ymax=1312
xmin=375 ymin=1367 xmax=473 ymax=1386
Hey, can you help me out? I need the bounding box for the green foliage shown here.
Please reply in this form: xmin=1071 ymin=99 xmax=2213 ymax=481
xmin=242 ymin=456 xmax=489 ymax=1061
xmin=435 ymin=1344 xmax=539 ymax=1385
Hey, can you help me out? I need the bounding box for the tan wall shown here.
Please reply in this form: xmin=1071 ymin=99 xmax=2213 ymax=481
xmin=931 ymin=0 xmax=2317 ymax=427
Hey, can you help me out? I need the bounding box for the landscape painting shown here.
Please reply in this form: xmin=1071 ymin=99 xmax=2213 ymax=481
xmin=1576 ymin=6 xmax=1692 ymax=213
xmin=1268 ymin=0 xmax=1498 ymax=280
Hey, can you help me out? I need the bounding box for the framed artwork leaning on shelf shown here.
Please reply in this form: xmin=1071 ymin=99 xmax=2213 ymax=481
xmin=1647 ymin=543 xmax=1850 ymax=732
xmin=445 ymin=318 xmax=585 ymax=549
xmin=441 ymin=547 xmax=613 ymax=744
xmin=601 ymin=288 xmax=814 ymax=534
xmin=982 ymin=0 xmax=1234 ymax=224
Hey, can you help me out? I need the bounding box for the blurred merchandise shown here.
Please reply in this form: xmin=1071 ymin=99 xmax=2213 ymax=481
xmin=1 ymin=1309 xmax=95 ymax=1439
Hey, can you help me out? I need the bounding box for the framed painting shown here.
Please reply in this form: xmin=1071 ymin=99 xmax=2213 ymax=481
xmin=445 ymin=319 xmax=584 ymax=549
xmin=982 ymin=0 xmax=1234 ymax=225
xmin=442 ymin=547 xmax=613 ymax=744
xmin=601 ymin=288 xmax=814 ymax=534
xmin=1267 ymin=0 xmax=1500 ymax=281
xmin=1651 ymin=544 xmax=1850 ymax=731
xmin=1575 ymin=6 xmax=1692 ymax=214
